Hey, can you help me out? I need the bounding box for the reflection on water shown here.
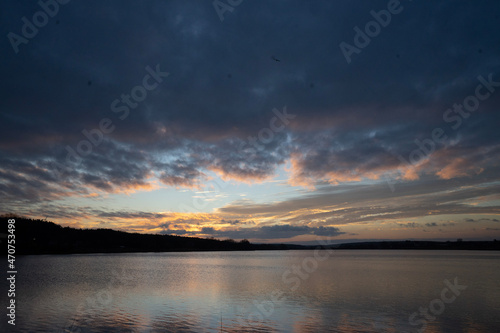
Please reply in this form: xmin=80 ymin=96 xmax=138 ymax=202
xmin=5 ymin=250 xmax=500 ymax=332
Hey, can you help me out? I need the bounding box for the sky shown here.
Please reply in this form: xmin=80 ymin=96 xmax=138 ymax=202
xmin=1 ymin=0 xmax=499 ymax=244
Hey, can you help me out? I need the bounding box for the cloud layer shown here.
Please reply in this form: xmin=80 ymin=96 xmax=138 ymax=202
xmin=1 ymin=0 xmax=500 ymax=241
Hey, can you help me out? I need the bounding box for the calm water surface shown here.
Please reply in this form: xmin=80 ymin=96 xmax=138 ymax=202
xmin=5 ymin=250 xmax=500 ymax=332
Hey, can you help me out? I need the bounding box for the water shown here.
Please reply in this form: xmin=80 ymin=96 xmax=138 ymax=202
xmin=4 ymin=250 xmax=500 ymax=332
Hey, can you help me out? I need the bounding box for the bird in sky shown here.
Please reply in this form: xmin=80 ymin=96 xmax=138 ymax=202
xmin=271 ymin=56 xmax=281 ymax=62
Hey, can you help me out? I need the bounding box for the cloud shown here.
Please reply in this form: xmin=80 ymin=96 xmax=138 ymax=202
xmin=199 ymin=224 xmax=345 ymax=240
xmin=1 ymin=0 xmax=500 ymax=242
xmin=218 ymin=175 xmax=500 ymax=226
xmin=221 ymin=219 xmax=253 ymax=225
xmin=398 ymin=222 xmax=419 ymax=229
xmin=200 ymin=227 xmax=216 ymax=234
xmin=465 ymin=218 xmax=500 ymax=223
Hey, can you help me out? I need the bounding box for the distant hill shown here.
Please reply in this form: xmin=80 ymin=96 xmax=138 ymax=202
xmin=330 ymin=240 xmax=500 ymax=251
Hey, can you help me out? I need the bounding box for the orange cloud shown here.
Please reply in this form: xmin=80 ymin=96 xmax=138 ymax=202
xmin=207 ymin=165 xmax=274 ymax=184
xmin=436 ymin=157 xmax=483 ymax=179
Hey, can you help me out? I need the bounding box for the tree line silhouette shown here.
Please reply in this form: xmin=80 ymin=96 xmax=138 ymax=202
xmin=1 ymin=216 xmax=498 ymax=255
xmin=1 ymin=216 xmax=302 ymax=254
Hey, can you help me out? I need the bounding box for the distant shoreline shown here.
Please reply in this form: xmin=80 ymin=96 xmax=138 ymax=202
xmin=2 ymin=217 xmax=499 ymax=255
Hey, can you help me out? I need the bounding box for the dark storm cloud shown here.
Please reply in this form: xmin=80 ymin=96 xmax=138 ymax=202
xmin=161 ymin=224 xmax=345 ymax=240
xmin=220 ymin=219 xmax=254 ymax=226
xmin=398 ymin=223 xmax=418 ymax=229
xmin=465 ymin=218 xmax=500 ymax=223
xmin=1 ymin=0 xmax=500 ymax=214
xmin=234 ymin=225 xmax=345 ymax=239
